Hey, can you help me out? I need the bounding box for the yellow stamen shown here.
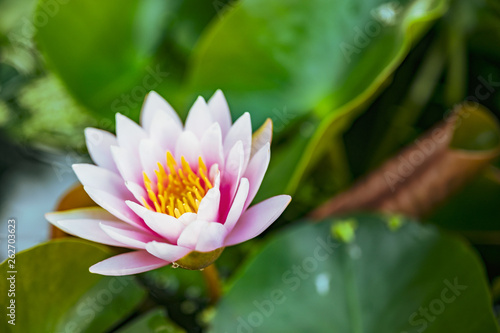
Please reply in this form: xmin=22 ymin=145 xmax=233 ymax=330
xmin=141 ymin=151 xmax=213 ymax=216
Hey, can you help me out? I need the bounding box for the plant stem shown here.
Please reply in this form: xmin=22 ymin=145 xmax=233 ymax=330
xmin=202 ymin=264 xmax=222 ymax=304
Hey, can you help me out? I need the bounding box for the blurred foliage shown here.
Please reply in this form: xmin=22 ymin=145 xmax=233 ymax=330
xmin=1 ymin=0 xmax=500 ymax=332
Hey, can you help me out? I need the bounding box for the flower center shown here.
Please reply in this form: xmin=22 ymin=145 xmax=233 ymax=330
xmin=142 ymin=152 xmax=212 ymax=218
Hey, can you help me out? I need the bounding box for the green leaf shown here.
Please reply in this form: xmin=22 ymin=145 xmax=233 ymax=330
xmin=0 ymin=239 xmax=146 ymax=333
xmin=209 ymin=215 xmax=499 ymax=332
xmin=116 ymin=308 xmax=185 ymax=333
xmin=188 ymin=0 xmax=448 ymax=198
xmin=35 ymin=0 xmax=173 ymax=120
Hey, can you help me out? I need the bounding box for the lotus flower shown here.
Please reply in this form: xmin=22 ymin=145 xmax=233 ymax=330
xmin=46 ymin=91 xmax=291 ymax=276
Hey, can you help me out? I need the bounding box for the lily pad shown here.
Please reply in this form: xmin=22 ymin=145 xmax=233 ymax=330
xmin=0 ymin=239 xmax=146 ymax=333
xmin=209 ymin=215 xmax=499 ymax=332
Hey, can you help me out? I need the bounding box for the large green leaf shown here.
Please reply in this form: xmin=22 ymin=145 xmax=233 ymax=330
xmin=189 ymin=0 xmax=447 ymax=125
xmin=188 ymin=0 xmax=448 ymax=199
xmin=209 ymin=215 xmax=499 ymax=332
xmin=0 ymin=239 xmax=146 ymax=333
xmin=35 ymin=0 xmax=174 ymax=120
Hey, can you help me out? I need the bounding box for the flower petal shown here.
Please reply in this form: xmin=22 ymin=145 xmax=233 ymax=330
xmin=224 ymin=112 xmax=252 ymax=169
xmin=224 ymin=195 xmax=291 ymax=246
xmin=89 ymin=251 xmax=168 ymax=276
xmin=126 ymin=201 xmax=185 ymax=243
xmin=223 ymin=178 xmax=249 ymax=232
xmin=139 ymin=139 xmax=165 ymax=181
xmin=111 ymin=145 xmax=143 ymax=185
xmin=73 ymin=164 xmax=131 ymax=200
xmin=85 ymin=128 xmax=119 ymax=173
xmin=175 ymin=130 xmax=201 ymax=167
xmin=195 ymin=221 xmax=226 ymax=252
xmin=185 ymin=96 xmax=213 ymax=139
xmin=45 ymin=208 xmax=140 ymax=247
xmin=251 ymin=118 xmax=272 ymax=158
xmin=176 ymin=220 xmax=209 ymax=250
xmin=208 ymin=90 xmax=232 ymax=137
xmin=197 ymin=172 xmax=221 ymax=222
xmin=99 ymin=223 xmax=163 ymax=249
xmin=243 ymin=143 xmax=270 ymax=210
xmin=125 ymin=181 xmax=148 ymax=203
xmin=116 ymin=113 xmax=147 ymax=153
xmin=141 ymin=91 xmax=182 ymax=132
xmin=84 ymin=186 xmax=146 ymax=230
xmin=149 ymin=110 xmax=182 ymax=152
xmin=145 ymin=241 xmax=192 ymax=262
xmin=201 ymin=122 xmax=224 ymax=170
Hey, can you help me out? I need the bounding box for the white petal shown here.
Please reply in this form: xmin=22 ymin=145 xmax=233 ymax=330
xmin=99 ymin=223 xmax=163 ymax=249
xmin=125 ymin=181 xmax=148 ymax=203
xmin=224 ymin=112 xmax=252 ymax=170
xmin=111 ymin=146 xmax=143 ymax=185
xmin=149 ymin=110 xmax=182 ymax=152
xmin=84 ymin=186 xmax=146 ymax=230
xmin=126 ymin=201 xmax=185 ymax=243
xmin=146 ymin=242 xmax=192 ymax=262
xmin=175 ymin=130 xmax=201 ymax=167
xmin=139 ymin=139 xmax=165 ymax=181
xmin=176 ymin=220 xmax=208 ymax=250
xmin=85 ymin=128 xmax=119 ymax=173
xmin=73 ymin=164 xmax=131 ymax=200
xmin=89 ymin=251 xmax=168 ymax=276
xmin=200 ymin=122 xmax=224 ymax=170
xmin=140 ymin=91 xmax=182 ymax=132
xmin=197 ymin=173 xmax=221 ymax=222
xmin=116 ymin=113 xmax=147 ymax=153
xmin=224 ymin=195 xmax=291 ymax=246
xmin=185 ymin=96 xmax=213 ymax=139
xmin=195 ymin=222 xmax=226 ymax=252
xmin=208 ymin=90 xmax=232 ymax=137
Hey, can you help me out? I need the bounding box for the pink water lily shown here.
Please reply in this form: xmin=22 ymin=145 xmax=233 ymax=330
xmin=46 ymin=90 xmax=291 ymax=276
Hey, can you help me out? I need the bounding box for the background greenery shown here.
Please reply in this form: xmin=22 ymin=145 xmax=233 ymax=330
xmin=1 ymin=0 xmax=500 ymax=331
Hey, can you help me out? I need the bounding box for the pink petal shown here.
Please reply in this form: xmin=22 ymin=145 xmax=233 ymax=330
xmin=111 ymin=146 xmax=143 ymax=185
xmin=140 ymin=91 xmax=182 ymax=132
xmin=116 ymin=113 xmax=147 ymax=153
xmin=125 ymin=181 xmax=148 ymax=203
xmin=126 ymin=201 xmax=185 ymax=243
xmin=208 ymin=90 xmax=232 ymax=137
xmin=224 ymin=112 xmax=252 ymax=170
xmin=139 ymin=139 xmax=165 ymax=181
xmin=222 ymin=140 xmax=244 ymax=201
xmin=145 ymin=241 xmax=192 ymax=262
xmin=251 ymin=118 xmax=272 ymax=158
xmin=223 ymin=178 xmax=249 ymax=232
xmin=185 ymin=96 xmax=213 ymax=139
xmin=149 ymin=110 xmax=182 ymax=152
xmin=175 ymin=130 xmax=201 ymax=167
xmin=224 ymin=195 xmax=291 ymax=246
xmin=85 ymin=128 xmax=119 ymax=173
xmin=242 ymin=143 xmax=270 ymax=210
xmin=89 ymin=251 xmax=168 ymax=276
xmin=73 ymin=164 xmax=132 ymax=200
xmin=84 ymin=186 xmax=146 ymax=230
xmin=45 ymin=208 xmax=140 ymax=247
xmin=99 ymin=223 xmax=163 ymax=249
xmin=201 ymin=122 xmax=224 ymax=170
